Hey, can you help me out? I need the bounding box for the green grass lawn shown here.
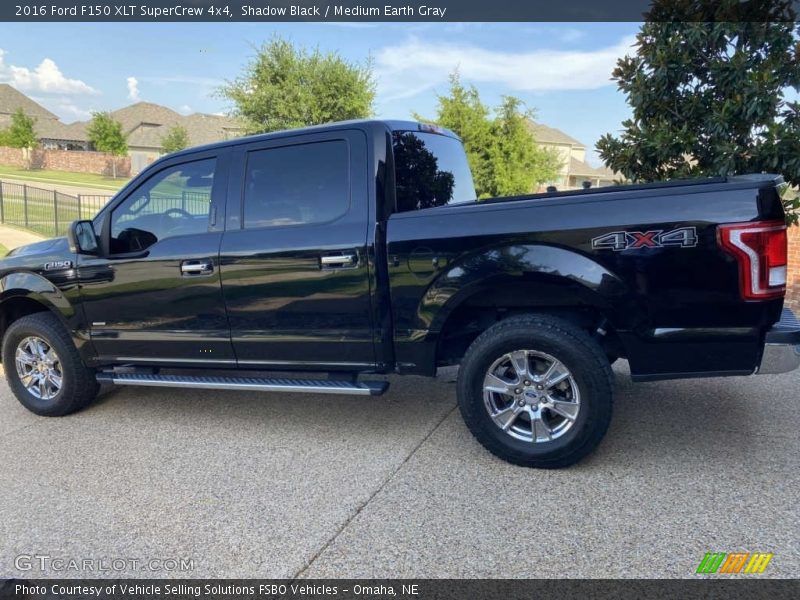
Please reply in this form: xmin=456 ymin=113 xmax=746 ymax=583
xmin=0 ymin=243 xmax=7 ymax=257
xmin=0 ymin=190 xmax=110 ymax=237
xmin=0 ymin=165 xmax=129 ymax=191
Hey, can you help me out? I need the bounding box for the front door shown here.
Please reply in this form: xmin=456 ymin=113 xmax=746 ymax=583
xmin=78 ymin=151 xmax=234 ymax=366
xmin=219 ymin=130 xmax=375 ymax=370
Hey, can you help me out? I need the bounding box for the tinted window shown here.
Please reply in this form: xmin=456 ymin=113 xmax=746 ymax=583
xmin=244 ymin=141 xmax=349 ymax=229
xmin=110 ymin=159 xmax=215 ymax=254
xmin=393 ymin=131 xmax=476 ymax=212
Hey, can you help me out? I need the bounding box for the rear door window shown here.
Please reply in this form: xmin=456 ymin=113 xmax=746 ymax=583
xmin=243 ymin=140 xmax=349 ymax=229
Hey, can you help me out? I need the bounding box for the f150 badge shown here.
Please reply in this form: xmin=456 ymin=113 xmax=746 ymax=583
xmin=591 ymin=226 xmax=697 ymax=251
xmin=43 ymin=260 xmax=73 ymax=271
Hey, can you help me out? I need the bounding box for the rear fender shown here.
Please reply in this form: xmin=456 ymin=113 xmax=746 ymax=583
xmin=424 ymin=244 xmax=631 ymax=334
xmin=393 ymin=244 xmax=633 ymax=375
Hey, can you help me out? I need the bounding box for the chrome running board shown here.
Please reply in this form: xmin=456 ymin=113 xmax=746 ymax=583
xmin=96 ymin=372 xmax=388 ymax=396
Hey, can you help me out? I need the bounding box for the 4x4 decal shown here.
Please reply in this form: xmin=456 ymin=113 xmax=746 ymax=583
xmin=592 ymin=226 xmax=698 ymax=251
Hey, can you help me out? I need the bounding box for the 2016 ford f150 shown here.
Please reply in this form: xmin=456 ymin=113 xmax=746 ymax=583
xmin=1 ymin=120 xmax=798 ymax=468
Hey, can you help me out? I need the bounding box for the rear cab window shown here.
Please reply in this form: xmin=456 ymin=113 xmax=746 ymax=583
xmin=392 ymin=130 xmax=477 ymax=212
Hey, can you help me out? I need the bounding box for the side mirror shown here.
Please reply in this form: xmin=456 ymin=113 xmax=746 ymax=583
xmin=67 ymin=220 xmax=99 ymax=255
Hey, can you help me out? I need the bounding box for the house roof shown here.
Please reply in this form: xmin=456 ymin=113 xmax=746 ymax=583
xmin=0 ymin=86 xmax=245 ymax=147
xmin=107 ymin=102 xmax=183 ymax=148
xmin=111 ymin=102 xmax=183 ymax=132
xmin=569 ymin=157 xmax=620 ymax=180
xmin=104 ymin=102 xmax=244 ymax=150
xmin=35 ymin=120 xmax=89 ymax=142
xmin=0 ymin=85 xmax=89 ymax=142
xmin=528 ymin=121 xmax=585 ymax=148
xmin=182 ymin=113 xmax=245 ymax=145
xmin=0 ymin=84 xmax=59 ymax=120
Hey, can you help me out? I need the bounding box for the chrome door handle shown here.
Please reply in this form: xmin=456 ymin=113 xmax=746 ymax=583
xmin=320 ymin=254 xmax=357 ymax=268
xmin=181 ymin=260 xmax=213 ymax=275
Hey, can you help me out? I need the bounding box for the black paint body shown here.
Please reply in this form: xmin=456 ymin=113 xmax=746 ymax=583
xmin=0 ymin=120 xmax=787 ymax=381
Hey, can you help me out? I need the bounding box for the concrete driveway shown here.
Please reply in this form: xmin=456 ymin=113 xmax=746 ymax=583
xmin=0 ymin=362 xmax=797 ymax=579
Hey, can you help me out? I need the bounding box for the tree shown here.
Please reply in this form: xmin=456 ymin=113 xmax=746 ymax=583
xmin=423 ymin=73 xmax=493 ymax=197
xmin=1 ymin=109 xmax=38 ymax=149
xmin=419 ymin=73 xmax=562 ymax=198
xmin=86 ymin=112 xmax=128 ymax=178
xmin=220 ymin=37 xmax=376 ymax=133
xmin=596 ymin=0 xmax=800 ymax=222
xmin=488 ymin=97 xmax=563 ymax=197
xmin=161 ymin=125 xmax=190 ymax=154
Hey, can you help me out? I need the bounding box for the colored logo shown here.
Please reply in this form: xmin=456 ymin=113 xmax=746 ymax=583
xmin=591 ymin=226 xmax=698 ymax=251
xmin=696 ymin=552 xmax=773 ymax=574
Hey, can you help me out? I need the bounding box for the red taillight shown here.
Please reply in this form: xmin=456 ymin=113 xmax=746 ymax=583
xmin=718 ymin=220 xmax=787 ymax=300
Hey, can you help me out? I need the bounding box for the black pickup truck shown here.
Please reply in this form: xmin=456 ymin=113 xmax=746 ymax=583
xmin=1 ymin=119 xmax=798 ymax=467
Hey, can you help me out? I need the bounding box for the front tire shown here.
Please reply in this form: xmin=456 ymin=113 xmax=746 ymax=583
xmin=457 ymin=314 xmax=613 ymax=468
xmin=2 ymin=312 xmax=99 ymax=416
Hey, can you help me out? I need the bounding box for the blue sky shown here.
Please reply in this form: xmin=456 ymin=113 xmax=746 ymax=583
xmin=0 ymin=22 xmax=641 ymax=165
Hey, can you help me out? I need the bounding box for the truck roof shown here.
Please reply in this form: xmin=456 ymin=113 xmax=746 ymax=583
xmin=164 ymin=119 xmax=460 ymax=161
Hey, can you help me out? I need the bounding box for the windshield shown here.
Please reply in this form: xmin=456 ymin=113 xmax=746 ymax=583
xmin=392 ymin=130 xmax=477 ymax=212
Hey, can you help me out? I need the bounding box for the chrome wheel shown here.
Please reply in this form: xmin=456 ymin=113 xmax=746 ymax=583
xmin=15 ymin=336 xmax=63 ymax=400
xmin=483 ymin=349 xmax=580 ymax=443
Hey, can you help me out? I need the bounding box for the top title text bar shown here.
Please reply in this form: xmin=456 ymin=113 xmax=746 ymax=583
xmin=3 ymin=0 xmax=800 ymax=22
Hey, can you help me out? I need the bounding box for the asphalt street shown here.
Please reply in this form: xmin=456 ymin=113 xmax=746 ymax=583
xmin=0 ymin=362 xmax=797 ymax=578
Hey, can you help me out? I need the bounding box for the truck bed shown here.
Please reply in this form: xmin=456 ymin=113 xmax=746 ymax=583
xmin=385 ymin=174 xmax=786 ymax=379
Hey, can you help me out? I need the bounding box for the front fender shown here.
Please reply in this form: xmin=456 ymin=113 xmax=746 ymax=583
xmin=421 ymin=244 xmax=631 ymax=334
xmin=0 ymin=271 xmax=76 ymax=320
xmin=0 ymin=271 xmax=95 ymax=363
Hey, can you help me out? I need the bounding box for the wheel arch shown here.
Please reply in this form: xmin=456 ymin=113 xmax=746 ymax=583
xmin=426 ymin=244 xmax=631 ymax=366
xmin=0 ymin=272 xmax=79 ymax=360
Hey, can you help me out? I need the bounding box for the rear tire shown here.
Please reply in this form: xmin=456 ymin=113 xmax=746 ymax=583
xmin=2 ymin=312 xmax=99 ymax=416
xmin=457 ymin=314 xmax=613 ymax=468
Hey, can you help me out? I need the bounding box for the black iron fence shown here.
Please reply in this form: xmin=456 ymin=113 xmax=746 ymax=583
xmin=143 ymin=191 xmax=211 ymax=216
xmin=0 ymin=180 xmax=113 ymax=237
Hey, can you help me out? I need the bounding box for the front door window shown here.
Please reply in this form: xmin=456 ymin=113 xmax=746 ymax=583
xmin=110 ymin=158 xmax=216 ymax=254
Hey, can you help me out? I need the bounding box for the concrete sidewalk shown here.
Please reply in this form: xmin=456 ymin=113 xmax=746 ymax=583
xmin=0 ymin=176 xmax=121 ymax=198
xmin=0 ymin=223 xmax=45 ymax=250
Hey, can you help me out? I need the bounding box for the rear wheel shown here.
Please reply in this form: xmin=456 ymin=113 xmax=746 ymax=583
xmin=457 ymin=314 xmax=613 ymax=468
xmin=2 ymin=312 xmax=99 ymax=416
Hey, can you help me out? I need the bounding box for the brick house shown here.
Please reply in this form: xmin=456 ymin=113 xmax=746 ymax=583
xmin=104 ymin=102 xmax=245 ymax=173
xmin=0 ymin=84 xmax=245 ymax=173
xmin=528 ymin=121 xmax=620 ymax=190
xmin=0 ymin=84 xmax=90 ymax=150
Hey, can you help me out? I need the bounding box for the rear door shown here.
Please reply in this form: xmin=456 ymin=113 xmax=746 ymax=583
xmin=219 ymin=130 xmax=375 ymax=369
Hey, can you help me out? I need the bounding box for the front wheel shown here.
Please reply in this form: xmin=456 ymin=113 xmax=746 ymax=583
xmin=2 ymin=312 xmax=99 ymax=416
xmin=457 ymin=314 xmax=613 ymax=468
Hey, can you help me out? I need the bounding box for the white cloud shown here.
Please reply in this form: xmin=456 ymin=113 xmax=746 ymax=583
xmin=0 ymin=48 xmax=97 ymax=95
xmin=179 ymin=104 xmax=192 ymax=114
xmin=375 ymin=35 xmax=635 ymax=102
xmin=126 ymin=76 xmax=140 ymax=101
